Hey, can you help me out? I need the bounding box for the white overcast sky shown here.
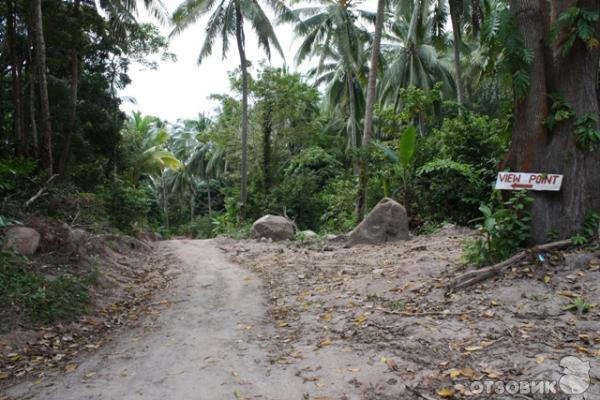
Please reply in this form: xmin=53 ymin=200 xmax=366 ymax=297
xmin=119 ymin=0 xmax=376 ymax=123
xmin=120 ymin=0 xmax=298 ymax=122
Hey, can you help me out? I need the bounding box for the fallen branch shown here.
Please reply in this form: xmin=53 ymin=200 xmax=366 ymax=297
xmin=448 ymin=239 xmax=573 ymax=291
xmin=24 ymin=174 xmax=58 ymax=208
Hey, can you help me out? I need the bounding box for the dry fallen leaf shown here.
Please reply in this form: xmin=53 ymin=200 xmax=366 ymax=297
xmin=322 ymin=313 xmax=333 ymax=322
xmin=536 ymin=355 xmax=545 ymax=365
xmin=385 ymin=358 xmax=399 ymax=371
xmin=318 ymin=339 xmax=333 ymax=348
xmin=0 ymin=372 xmax=9 ymax=380
xmin=464 ymin=345 xmax=483 ymax=352
xmin=65 ymin=363 xmax=78 ymax=373
xmin=438 ymin=387 xmax=455 ymax=398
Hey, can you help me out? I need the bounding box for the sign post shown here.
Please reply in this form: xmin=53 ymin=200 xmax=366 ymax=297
xmin=495 ymin=172 xmax=563 ymax=191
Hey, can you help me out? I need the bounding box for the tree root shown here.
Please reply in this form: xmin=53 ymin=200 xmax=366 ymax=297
xmin=447 ymin=239 xmax=573 ymax=291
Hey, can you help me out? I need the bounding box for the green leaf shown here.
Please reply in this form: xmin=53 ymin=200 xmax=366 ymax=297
xmin=398 ymin=126 xmax=417 ymax=171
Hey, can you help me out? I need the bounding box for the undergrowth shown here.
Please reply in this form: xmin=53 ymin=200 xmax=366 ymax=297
xmin=0 ymin=253 xmax=91 ymax=331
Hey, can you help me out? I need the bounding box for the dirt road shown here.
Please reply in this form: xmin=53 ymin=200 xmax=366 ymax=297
xmin=5 ymin=240 xmax=376 ymax=400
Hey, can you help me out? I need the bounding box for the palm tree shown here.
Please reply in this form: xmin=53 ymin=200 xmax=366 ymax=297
xmin=380 ymin=0 xmax=454 ymax=107
xmin=357 ymin=0 xmax=385 ymax=220
xmin=171 ymin=0 xmax=288 ymax=220
xmin=122 ymin=112 xmax=181 ymax=185
xmin=285 ymin=0 xmax=373 ymax=171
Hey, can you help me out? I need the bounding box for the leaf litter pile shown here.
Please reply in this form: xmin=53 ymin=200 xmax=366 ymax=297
xmin=221 ymin=225 xmax=600 ymax=399
xmin=0 ymin=221 xmax=173 ymax=393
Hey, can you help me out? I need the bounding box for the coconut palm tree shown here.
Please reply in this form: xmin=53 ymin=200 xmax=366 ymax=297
xmin=380 ymin=0 xmax=454 ymax=107
xmin=284 ymin=0 xmax=373 ymax=168
xmin=171 ymin=0 xmax=288 ymax=220
xmin=357 ymin=0 xmax=385 ymax=220
xmin=122 ymin=112 xmax=181 ymax=185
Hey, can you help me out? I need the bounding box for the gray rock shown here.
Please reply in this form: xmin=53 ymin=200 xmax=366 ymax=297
xmin=250 ymin=215 xmax=296 ymax=241
xmin=3 ymin=226 xmax=41 ymax=255
xmin=300 ymin=230 xmax=318 ymax=238
xmin=346 ymin=198 xmax=409 ymax=247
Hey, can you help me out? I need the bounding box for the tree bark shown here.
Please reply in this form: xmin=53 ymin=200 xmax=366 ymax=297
xmin=506 ymin=0 xmax=600 ymax=243
xmin=27 ymin=15 xmax=39 ymax=159
xmin=32 ymin=0 xmax=53 ymax=175
xmin=356 ymin=0 xmax=385 ymax=221
xmin=235 ymin=0 xmax=248 ymax=221
xmin=58 ymin=0 xmax=80 ymax=176
xmin=449 ymin=0 xmax=465 ymax=109
xmin=347 ymin=71 xmax=359 ymax=176
xmin=7 ymin=0 xmax=25 ymax=155
xmin=262 ymin=100 xmax=272 ymax=195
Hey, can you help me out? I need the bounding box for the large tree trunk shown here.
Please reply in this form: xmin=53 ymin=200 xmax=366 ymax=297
xmin=7 ymin=0 xmax=25 ymax=155
xmin=356 ymin=0 xmax=385 ymax=221
xmin=449 ymin=0 xmax=465 ymax=109
xmin=32 ymin=0 xmax=53 ymax=175
xmin=235 ymin=1 xmax=248 ymax=221
xmin=58 ymin=0 xmax=80 ymax=176
xmin=506 ymin=0 xmax=600 ymax=243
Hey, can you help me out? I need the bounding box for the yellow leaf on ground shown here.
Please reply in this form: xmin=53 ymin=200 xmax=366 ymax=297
xmin=65 ymin=363 xmax=78 ymax=373
xmin=438 ymin=387 xmax=455 ymax=398
xmin=318 ymin=339 xmax=333 ymax=348
xmin=322 ymin=313 xmax=333 ymax=322
xmin=464 ymin=346 xmax=483 ymax=352
xmin=536 ymin=355 xmax=545 ymax=365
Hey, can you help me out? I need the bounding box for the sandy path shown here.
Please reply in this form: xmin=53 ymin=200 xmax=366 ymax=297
xmin=5 ymin=240 xmax=308 ymax=400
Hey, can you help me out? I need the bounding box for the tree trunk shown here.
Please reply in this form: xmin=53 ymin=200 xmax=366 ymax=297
xmin=347 ymin=71 xmax=359 ymax=176
xmin=262 ymin=101 xmax=272 ymax=195
xmin=449 ymin=0 xmax=465 ymax=109
xmin=7 ymin=0 xmax=25 ymax=155
xmin=32 ymin=0 xmax=53 ymax=175
xmin=161 ymin=172 xmax=170 ymax=229
xmin=356 ymin=0 xmax=385 ymax=221
xmin=506 ymin=0 xmax=600 ymax=243
xmin=58 ymin=0 xmax=80 ymax=176
xmin=207 ymin=178 xmax=212 ymax=217
xmin=27 ymin=18 xmax=39 ymax=159
xmin=235 ymin=0 xmax=248 ymax=221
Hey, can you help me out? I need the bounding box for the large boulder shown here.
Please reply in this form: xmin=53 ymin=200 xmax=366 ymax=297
xmin=346 ymin=198 xmax=409 ymax=247
xmin=3 ymin=226 xmax=41 ymax=255
xmin=251 ymin=215 xmax=296 ymax=241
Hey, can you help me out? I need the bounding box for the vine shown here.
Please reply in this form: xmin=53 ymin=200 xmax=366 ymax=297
xmin=550 ymin=6 xmax=600 ymax=57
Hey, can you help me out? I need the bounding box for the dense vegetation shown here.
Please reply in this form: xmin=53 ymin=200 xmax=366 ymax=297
xmin=1 ymin=0 xmax=599 ymax=253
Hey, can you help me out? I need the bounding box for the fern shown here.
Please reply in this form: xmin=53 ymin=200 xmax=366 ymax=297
xmin=417 ymin=159 xmax=480 ymax=182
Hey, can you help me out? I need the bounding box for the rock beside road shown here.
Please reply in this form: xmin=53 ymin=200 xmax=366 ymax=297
xmin=251 ymin=215 xmax=296 ymax=241
xmin=2 ymin=226 xmax=41 ymax=255
xmin=346 ymin=198 xmax=409 ymax=247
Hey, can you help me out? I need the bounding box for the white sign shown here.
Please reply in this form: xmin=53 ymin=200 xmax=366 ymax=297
xmin=495 ymin=172 xmax=563 ymax=191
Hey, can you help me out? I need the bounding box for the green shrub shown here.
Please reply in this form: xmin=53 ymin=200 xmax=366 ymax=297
xmin=462 ymin=190 xmax=533 ymax=267
xmin=414 ymin=112 xmax=508 ymax=224
xmin=319 ymin=175 xmax=356 ymax=233
xmin=101 ymin=179 xmax=153 ymax=233
xmin=175 ymin=215 xmax=215 ymax=238
xmin=271 ymin=147 xmax=341 ymax=229
xmin=0 ymin=253 xmax=91 ymax=329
